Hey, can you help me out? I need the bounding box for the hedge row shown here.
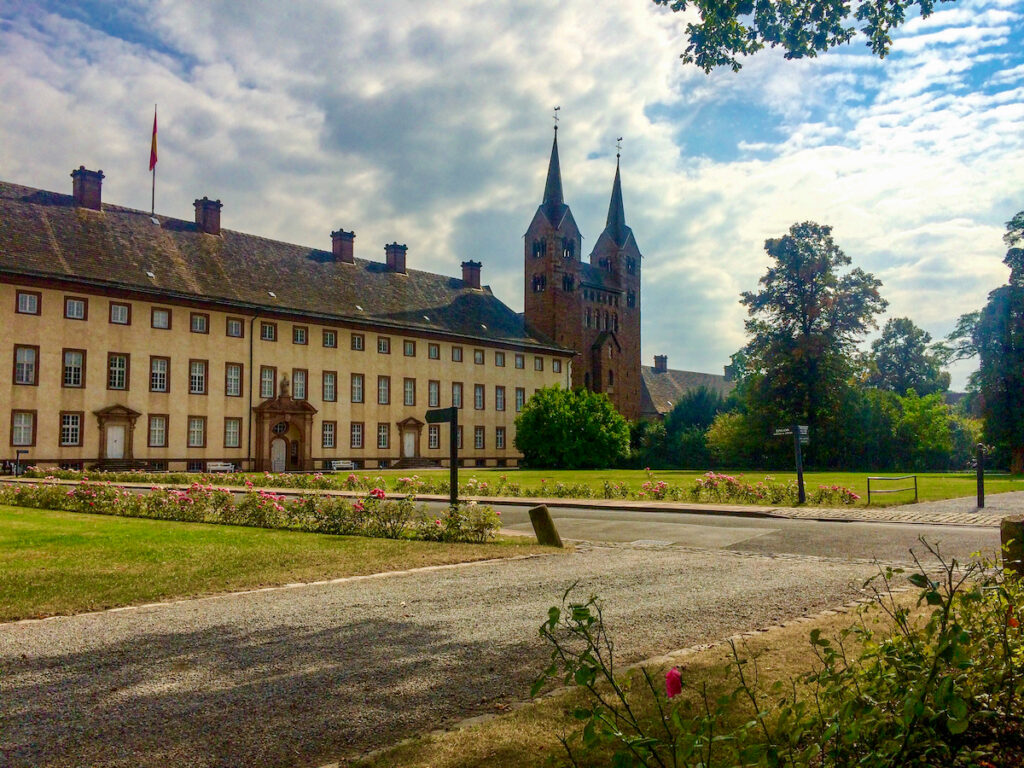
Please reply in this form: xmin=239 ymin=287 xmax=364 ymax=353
xmin=0 ymin=480 xmax=502 ymax=543
xmin=21 ymin=468 xmax=860 ymax=506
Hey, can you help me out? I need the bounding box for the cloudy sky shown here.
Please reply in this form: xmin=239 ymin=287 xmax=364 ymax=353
xmin=2 ymin=0 xmax=1022 ymax=389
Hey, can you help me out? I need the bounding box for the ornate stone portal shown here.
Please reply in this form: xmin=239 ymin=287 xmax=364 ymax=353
xmin=93 ymin=404 xmax=142 ymax=463
xmin=253 ymin=375 xmax=317 ymax=472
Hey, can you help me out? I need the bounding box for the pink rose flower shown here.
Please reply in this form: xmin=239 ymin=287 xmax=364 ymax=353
xmin=665 ymin=667 xmax=682 ymax=699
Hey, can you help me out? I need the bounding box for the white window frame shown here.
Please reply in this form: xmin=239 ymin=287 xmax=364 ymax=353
xmin=63 ymin=350 xmax=84 ymax=388
xmin=60 ymin=413 xmax=81 ymax=446
xmin=189 ymin=360 xmax=207 ymax=394
xmin=323 ymin=371 xmax=337 ymax=402
xmin=149 ymin=415 xmax=167 ymax=447
xmin=224 ymin=418 xmax=241 ymax=448
xmin=150 ymin=358 xmax=168 ymax=393
xmin=226 ymin=363 xmax=242 ymax=397
xmin=187 ymin=417 xmax=205 ymax=448
xmin=293 ymin=369 xmax=307 ymax=400
xmin=108 ymin=354 xmax=128 ymax=390
xmin=12 ymin=412 xmax=34 ymax=446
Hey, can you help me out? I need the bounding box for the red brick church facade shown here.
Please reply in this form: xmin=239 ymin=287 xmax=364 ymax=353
xmin=523 ymin=130 xmax=644 ymax=419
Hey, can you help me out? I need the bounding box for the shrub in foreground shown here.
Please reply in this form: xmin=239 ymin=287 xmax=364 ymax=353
xmin=533 ymin=540 xmax=1023 ymax=767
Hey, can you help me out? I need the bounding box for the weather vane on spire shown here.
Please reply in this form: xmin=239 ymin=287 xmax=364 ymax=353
xmin=553 ymin=105 xmax=560 ymax=132
xmin=616 ymin=136 xmax=623 ymax=158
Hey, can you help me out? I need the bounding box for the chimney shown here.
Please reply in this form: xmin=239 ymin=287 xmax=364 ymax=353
xmin=385 ymin=242 xmax=407 ymax=274
xmin=194 ymin=197 xmax=223 ymax=235
xmin=70 ymin=166 xmax=104 ymax=210
xmin=654 ymin=355 xmax=668 ymax=373
xmin=461 ymin=260 xmax=482 ymax=290
xmin=331 ymin=229 xmax=355 ymax=264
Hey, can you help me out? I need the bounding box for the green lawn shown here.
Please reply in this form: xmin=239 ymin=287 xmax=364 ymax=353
xmin=370 ymin=468 xmax=1023 ymax=506
xmin=0 ymin=505 xmax=552 ymax=622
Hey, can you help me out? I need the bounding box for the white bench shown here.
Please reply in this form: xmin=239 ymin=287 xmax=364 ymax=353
xmin=206 ymin=462 xmax=236 ymax=473
xmin=327 ymin=459 xmax=355 ymax=471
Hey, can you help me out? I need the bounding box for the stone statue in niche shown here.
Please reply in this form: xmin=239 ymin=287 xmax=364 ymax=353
xmin=279 ymin=373 xmax=290 ymax=399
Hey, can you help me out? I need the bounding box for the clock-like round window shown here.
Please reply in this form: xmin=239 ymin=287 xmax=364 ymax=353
xmin=272 ymin=421 xmax=288 ymax=435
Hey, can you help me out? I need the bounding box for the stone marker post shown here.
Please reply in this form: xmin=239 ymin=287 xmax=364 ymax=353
xmin=1002 ymin=513 xmax=1024 ymax=578
xmin=529 ymin=504 xmax=563 ymax=548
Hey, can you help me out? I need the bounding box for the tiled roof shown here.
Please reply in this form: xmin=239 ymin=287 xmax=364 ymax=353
xmin=0 ymin=180 xmax=570 ymax=353
xmin=640 ymin=365 xmax=735 ymax=417
xmin=579 ymin=262 xmax=619 ymax=291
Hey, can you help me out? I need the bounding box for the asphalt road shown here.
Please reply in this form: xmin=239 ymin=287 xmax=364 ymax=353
xmin=486 ymin=503 xmax=1002 ymax=564
xmin=0 ymin=506 xmax=1002 ymax=767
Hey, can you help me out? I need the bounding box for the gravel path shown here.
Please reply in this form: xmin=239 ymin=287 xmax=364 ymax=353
xmin=0 ymin=545 xmax=881 ymax=768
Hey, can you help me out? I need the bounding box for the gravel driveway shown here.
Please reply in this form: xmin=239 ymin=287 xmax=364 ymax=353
xmin=0 ymin=544 xmax=885 ymax=768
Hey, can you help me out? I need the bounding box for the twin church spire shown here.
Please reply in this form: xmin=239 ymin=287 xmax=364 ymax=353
xmin=539 ymin=127 xmax=631 ymax=250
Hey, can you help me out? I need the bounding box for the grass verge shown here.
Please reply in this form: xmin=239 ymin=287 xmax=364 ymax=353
xmin=0 ymin=505 xmax=558 ymax=622
xmin=351 ymin=596 xmax=915 ymax=768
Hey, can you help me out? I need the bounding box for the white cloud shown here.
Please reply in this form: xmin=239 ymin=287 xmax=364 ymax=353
xmin=0 ymin=0 xmax=1022 ymax=391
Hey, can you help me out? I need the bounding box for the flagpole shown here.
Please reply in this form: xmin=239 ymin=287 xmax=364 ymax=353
xmin=150 ymin=103 xmax=157 ymax=216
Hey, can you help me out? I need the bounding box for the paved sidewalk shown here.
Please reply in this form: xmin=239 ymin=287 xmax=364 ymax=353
xmin=2 ymin=478 xmax=1014 ymax=527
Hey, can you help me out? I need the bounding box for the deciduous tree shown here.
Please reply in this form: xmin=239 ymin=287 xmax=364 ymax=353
xmin=740 ymin=221 xmax=887 ymax=437
xmin=946 ymin=210 xmax=1024 ymax=473
xmin=514 ymin=386 xmax=631 ymax=469
xmin=867 ymin=317 xmax=949 ymax=396
xmin=652 ymin=0 xmax=956 ymax=72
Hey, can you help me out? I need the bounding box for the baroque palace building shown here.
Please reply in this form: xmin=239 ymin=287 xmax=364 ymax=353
xmin=0 ymin=166 xmax=573 ymax=472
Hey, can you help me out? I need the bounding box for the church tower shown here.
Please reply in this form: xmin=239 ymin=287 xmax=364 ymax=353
xmin=523 ymin=132 xmax=643 ymax=420
xmin=587 ymin=155 xmax=642 ymax=420
xmin=523 ymin=128 xmax=584 ymax=352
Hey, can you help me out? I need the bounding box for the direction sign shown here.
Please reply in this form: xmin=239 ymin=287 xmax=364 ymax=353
xmin=773 ymin=425 xmax=808 ymax=436
xmin=425 ymin=407 xmax=457 ymax=424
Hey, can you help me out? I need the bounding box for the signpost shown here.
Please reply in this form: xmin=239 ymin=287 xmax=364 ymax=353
xmin=976 ymin=443 xmax=986 ymax=509
xmin=14 ymin=449 xmax=28 ymax=478
xmin=773 ymin=425 xmax=808 ymax=504
xmin=426 ymin=407 xmax=459 ymax=506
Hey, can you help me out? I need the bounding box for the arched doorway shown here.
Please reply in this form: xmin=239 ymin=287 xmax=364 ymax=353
xmin=270 ymin=437 xmax=287 ymax=472
xmin=253 ymin=377 xmax=317 ymax=472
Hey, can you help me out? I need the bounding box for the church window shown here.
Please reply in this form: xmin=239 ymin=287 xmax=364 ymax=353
xmin=532 ymin=274 xmax=546 ymax=292
xmin=599 ymin=258 xmax=608 ymax=270
xmin=562 ymin=275 xmax=574 ymax=292
xmin=609 ymin=370 xmax=614 ymax=385
xmin=614 ymin=313 xmax=619 ymax=332
xmin=532 ymin=239 xmax=545 ymax=258
xmin=627 ymin=258 xmax=636 ymax=275
xmin=585 ymin=308 xmax=591 ymax=328
xmin=627 ymin=291 xmax=636 ymax=308
xmin=562 ymin=238 xmax=575 ymax=259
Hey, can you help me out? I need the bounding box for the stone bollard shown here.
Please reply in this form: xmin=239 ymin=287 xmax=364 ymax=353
xmin=1001 ymin=513 xmax=1024 ymax=577
xmin=529 ymin=504 xmax=563 ymax=548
